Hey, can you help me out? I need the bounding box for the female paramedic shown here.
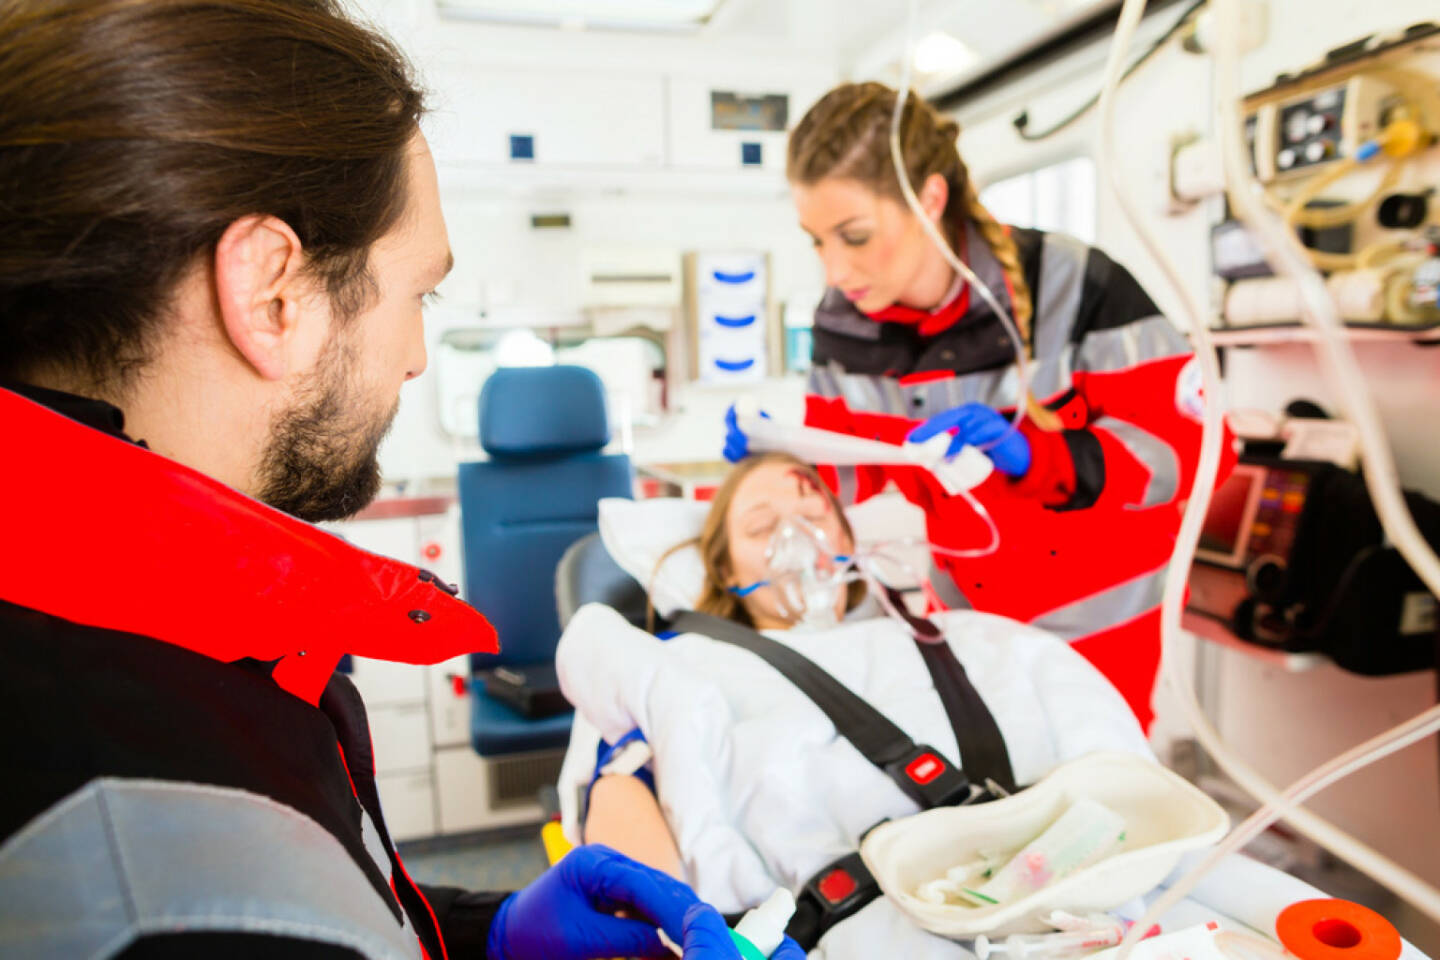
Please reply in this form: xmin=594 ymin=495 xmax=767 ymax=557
xmin=726 ymin=82 xmax=1230 ymax=731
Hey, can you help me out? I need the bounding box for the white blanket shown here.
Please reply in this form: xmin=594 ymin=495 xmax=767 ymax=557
xmin=556 ymin=603 xmax=1153 ymax=959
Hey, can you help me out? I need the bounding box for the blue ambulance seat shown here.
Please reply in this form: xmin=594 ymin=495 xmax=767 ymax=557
xmin=459 ymin=365 xmax=633 ymax=756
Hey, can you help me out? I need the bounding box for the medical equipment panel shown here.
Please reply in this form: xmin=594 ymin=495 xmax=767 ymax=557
xmin=1212 ymin=26 xmax=1440 ymax=331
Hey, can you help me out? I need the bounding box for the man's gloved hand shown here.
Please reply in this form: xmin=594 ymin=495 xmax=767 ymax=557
xmin=679 ymin=901 xmax=808 ymax=959
xmin=907 ymin=402 xmax=1031 ymax=478
xmin=487 ymin=844 xmax=701 ymax=959
xmin=723 ymin=404 xmax=769 ymax=463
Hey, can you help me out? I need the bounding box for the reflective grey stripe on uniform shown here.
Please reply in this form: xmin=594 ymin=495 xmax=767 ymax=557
xmin=963 ymin=220 xmax=1012 ymax=315
xmin=1093 ymin=416 xmax=1181 ymax=508
xmin=834 ymin=465 xmax=859 ymax=505
xmin=1074 ymin=315 xmax=1189 ymax=373
xmin=1035 ymin=233 xmax=1090 ymax=361
xmin=807 ymin=364 xmax=842 ymax=399
xmin=1031 ymin=563 xmax=1168 ymax=641
xmin=0 ymin=778 xmax=422 ymax=960
xmin=928 ymin=567 xmax=973 ymax=611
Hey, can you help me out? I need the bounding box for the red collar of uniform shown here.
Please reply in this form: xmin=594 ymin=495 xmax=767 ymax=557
xmin=0 ymin=387 xmax=498 ymax=705
xmin=865 ymin=277 xmax=972 ymax=337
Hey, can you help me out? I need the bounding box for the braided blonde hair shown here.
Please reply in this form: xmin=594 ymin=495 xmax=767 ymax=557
xmin=788 ymin=82 xmax=1060 ymax=430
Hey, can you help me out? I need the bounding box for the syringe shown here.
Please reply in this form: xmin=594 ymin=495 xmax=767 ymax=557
xmin=974 ymin=918 xmax=1130 ymax=960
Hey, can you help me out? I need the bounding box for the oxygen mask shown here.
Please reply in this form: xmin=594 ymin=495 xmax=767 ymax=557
xmin=732 ymin=514 xmax=855 ymax=630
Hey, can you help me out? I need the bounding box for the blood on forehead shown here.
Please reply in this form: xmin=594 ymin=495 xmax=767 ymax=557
xmin=788 ymin=469 xmax=832 ymax=513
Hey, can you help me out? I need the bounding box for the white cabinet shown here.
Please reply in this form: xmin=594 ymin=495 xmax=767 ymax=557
xmin=349 ymin=657 xmax=428 ymax=708
xmin=435 ymin=746 xmax=545 ymax=835
xmin=370 ymin=702 xmax=433 ymax=775
xmin=376 ymin=771 xmax=437 ymax=842
xmin=427 ymin=65 xmax=665 ymax=169
xmin=428 ymin=655 xmax=474 ymax=749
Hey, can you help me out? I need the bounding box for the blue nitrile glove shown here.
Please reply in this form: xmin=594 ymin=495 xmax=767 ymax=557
xmin=907 ymin=402 xmax=1032 ymax=477
xmin=723 ymin=403 xmax=769 ymax=463
xmin=679 ymin=901 xmax=808 ymax=960
xmin=487 ymin=844 xmax=701 ymax=959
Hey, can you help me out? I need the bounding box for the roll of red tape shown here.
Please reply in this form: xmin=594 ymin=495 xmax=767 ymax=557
xmin=1277 ymin=899 xmax=1401 ymax=960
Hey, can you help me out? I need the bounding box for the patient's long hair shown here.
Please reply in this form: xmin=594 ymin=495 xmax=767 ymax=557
xmin=650 ymin=453 xmax=866 ymax=630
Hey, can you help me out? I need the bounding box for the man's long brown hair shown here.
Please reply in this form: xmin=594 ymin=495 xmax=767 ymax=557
xmin=0 ymin=0 xmax=424 ymax=394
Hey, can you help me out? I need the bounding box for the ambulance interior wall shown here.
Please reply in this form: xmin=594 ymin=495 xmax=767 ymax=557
xmin=339 ymin=0 xmax=841 ymax=484
xmin=938 ymin=0 xmax=1440 ymax=944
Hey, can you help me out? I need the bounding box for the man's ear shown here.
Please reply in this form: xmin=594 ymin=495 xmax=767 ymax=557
xmin=213 ymin=214 xmax=320 ymax=381
xmin=919 ymin=172 xmax=950 ymax=226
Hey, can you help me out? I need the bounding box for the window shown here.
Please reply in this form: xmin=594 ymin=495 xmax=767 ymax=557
xmin=978 ymin=156 xmax=1097 ymax=244
xmin=434 ymin=328 xmax=665 ymax=442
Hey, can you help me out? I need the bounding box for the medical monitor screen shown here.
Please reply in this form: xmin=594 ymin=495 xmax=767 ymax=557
xmin=1196 ymin=464 xmax=1265 ymax=567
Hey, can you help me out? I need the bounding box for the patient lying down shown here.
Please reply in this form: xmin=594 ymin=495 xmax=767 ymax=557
xmin=555 ymin=453 xmax=1152 ymax=959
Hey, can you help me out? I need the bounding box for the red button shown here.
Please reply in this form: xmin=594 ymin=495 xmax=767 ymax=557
xmin=422 ymin=542 xmax=442 ymax=561
xmin=817 ymin=868 xmax=857 ymax=904
xmin=905 ymin=753 xmax=943 ymax=785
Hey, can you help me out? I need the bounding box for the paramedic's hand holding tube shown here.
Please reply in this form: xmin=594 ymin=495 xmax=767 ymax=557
xmin=488 ymin=844 xmax=720 ymax=959
xmin=908 ymin=403 xmax=1032 ymax=477
xmin=723 ymin=403 xmax=768 ymax=463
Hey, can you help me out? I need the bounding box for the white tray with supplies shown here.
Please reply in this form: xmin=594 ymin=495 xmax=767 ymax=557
xmin=860 ymin=752 xmax=1229 ymax=938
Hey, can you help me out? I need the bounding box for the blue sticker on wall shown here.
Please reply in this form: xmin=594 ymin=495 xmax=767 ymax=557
xmin=741 ymin=142 xmax=762 ymax=166
xmin=714 ymin=357 xmax=756 ymax=372
xmin=510 ymin=134 xmax=535 ymax=161
xmin=714 ymin=314 xmax=756 ymax=328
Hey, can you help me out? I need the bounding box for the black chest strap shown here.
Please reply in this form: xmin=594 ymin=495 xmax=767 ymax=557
xmin=668 ymin=606 xmax=1017 ymax=950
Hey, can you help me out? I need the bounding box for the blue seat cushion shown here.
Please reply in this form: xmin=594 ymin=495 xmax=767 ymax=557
xmin=470 ymin=681 xmax=574 ymax=755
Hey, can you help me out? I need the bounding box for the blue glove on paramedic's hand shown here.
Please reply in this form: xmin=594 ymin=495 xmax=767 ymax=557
xmin=487 ymin=844 xmax=705 ymax=959
xmin=907 ymin=402 xmax=1031 ymax=478
xmin=723 ymin=403 xmax=769 ymax=464
xmin=679 ymin=901 xmax=808 ymax=960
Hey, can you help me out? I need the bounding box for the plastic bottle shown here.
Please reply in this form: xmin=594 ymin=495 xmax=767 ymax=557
xmin=730 ymin=888 xmax=797 ymax=960
xmin=974 ymin=922 xmax=1127 ymax=960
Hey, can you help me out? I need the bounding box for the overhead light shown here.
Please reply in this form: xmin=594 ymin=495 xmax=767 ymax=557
xmin=437 ymin=0 xmax=724 ymax=32
xmin=912 ymin=31 xmax=978 ymax=75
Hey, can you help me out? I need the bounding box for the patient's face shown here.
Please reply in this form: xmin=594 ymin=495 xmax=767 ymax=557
xmin=726 ymin=461 xmax=853 ymax=628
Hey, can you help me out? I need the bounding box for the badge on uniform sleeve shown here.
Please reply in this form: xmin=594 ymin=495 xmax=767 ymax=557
xmin=1175 ymin=356 xmax=1204 ymax=422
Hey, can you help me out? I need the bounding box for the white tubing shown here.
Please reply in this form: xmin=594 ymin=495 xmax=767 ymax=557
xmin=1089 ymin=1 xmax=1440 ymax=954
xmin=893 ymin=0 xmax=1031 ymax=447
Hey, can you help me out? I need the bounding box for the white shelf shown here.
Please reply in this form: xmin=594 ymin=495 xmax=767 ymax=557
xmin=436 ymin=161 xmax=791 ymax=199
xmin=1183 ymin=611 xmax=1328 ymax=673
xmin=1205 ymin=324 xmax=1440 ymax=347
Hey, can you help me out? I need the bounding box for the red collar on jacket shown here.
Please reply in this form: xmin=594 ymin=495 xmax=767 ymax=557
xmin=864 ymin=277 xmax=972 ymax=337
xmin=0 ymin=387 xmax=497 ymax=705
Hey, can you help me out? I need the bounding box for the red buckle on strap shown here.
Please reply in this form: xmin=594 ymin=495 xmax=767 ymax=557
xmin=817 ymin=868 xmax=858 ymax=904
xmin=905 ymin=752 xmax=944 ymax=786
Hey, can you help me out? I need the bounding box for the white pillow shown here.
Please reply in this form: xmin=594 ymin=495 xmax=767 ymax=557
xmin=598 ymin=497 xmax=711 ymax=618
xmin=597 ymin=492 xmax=930 ymax=619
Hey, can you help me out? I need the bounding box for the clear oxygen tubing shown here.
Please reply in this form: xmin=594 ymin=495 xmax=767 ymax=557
xmin=1084 ymin=0 xmax=1440 ymax=953
xmin=892 ymin=0 xmax=1031 ymax=449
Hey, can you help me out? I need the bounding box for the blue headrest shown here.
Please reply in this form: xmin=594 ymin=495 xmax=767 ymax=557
xmin=479 ymin=365 xmax=610 ymax=459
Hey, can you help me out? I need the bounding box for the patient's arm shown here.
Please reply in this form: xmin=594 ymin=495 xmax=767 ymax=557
xmin=584 ymin=774 xmax=685 ymax=880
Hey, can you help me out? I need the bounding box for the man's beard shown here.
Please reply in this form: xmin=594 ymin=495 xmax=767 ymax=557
xmin=256 ymin=336 xmax=399 ymax=523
